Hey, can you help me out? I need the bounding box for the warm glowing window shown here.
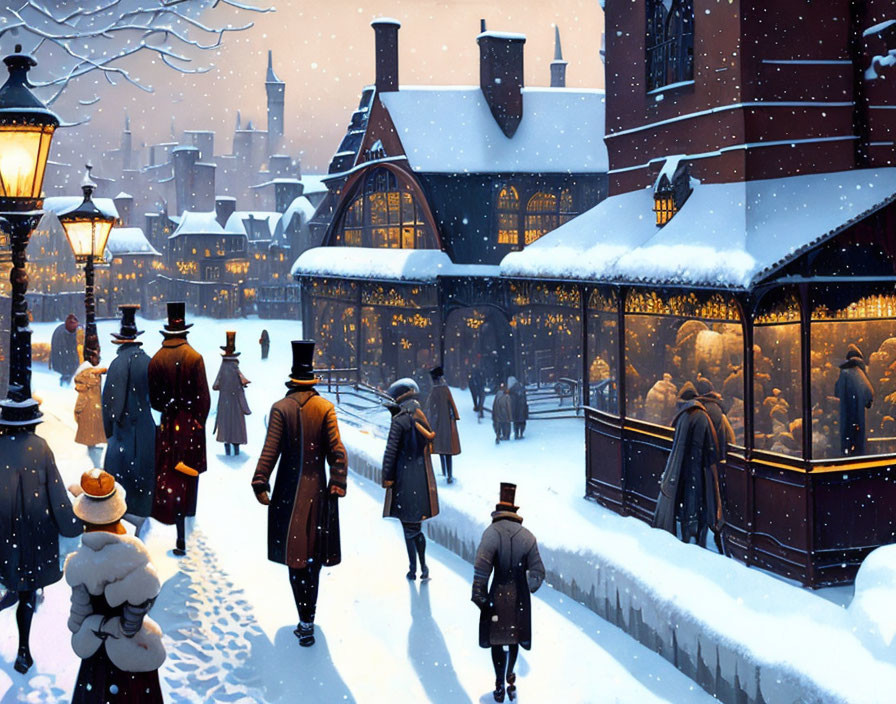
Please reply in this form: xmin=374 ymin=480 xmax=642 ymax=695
xmin=525 ymin=192 xmax=559 ymax=245
xmin=559 ymin=188 xmax=576 ymax=225
xmin=497 ymin=186 xmax=520 ymax=245
xmin=335 ymin=167 xmax=436 ymax=249
xmin=653 ymin=194 xmax=677 ymax=226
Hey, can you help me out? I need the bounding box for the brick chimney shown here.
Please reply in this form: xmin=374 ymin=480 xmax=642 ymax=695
xmin=477 ymin=29 xmax=526 ymax=138
xmin=215 ymin=196 xmax=236 ymax=228
xmin=371 ymin=18 xmax=400 ymax=93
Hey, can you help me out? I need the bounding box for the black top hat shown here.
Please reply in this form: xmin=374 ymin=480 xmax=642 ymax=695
xmin=111 ymin=304 xmax=144 ymax=344
xmin=429 ymin=366 xmax=444 ymax=381
xmin=0 ymin=398 xmax=43 ymax=427
xmin=289 ymin=340 xmax=317 ymax=383
xmin=495 ymin=482 xmax=519 ymax=512
xmin=220 ymin=330 xmax=240 ymax=357
xmin=162 ymin=301 xmax=193 ymax=334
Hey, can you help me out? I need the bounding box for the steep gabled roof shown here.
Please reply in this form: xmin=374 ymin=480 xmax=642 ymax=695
xmin=379 ymin=86 xmax=607 ymax=174
xmin=169 ymin=211 xmax=228 ymax=238
xmin=104 ymin=227 xmax=161 ymax=257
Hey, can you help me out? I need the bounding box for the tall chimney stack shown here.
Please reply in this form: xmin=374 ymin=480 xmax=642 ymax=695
xmin=477 ymin=29 xmax=526 ymax=138
xmin=371 ymin=18 xmax=401 ymax=93
xmin=550 ymin=25 xmax=567 ymax=88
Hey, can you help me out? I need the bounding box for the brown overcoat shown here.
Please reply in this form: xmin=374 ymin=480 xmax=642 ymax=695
xmin=252 ymin=385 xmax=347 ymax=568
xmin=148 ymin=336 xmax=210 ymax=525
xmin=425 ymin=382 xmax=461 ymax=456
xmin=74 ymin=363 xmax=107 ymax=446
xmin=213 ymin=357 xmax=251 ymax=445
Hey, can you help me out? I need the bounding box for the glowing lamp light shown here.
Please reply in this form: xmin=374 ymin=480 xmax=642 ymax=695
xmin=0 ymin=45 xmax=59 ymax=201
xmin=59 ymin=168 xmax=115 ymax=264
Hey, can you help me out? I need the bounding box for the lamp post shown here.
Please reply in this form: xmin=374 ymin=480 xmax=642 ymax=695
xmin=0 ymin=44 xmax=59 ymax=421
xmin=60 ymin=166 xmax=115 ymax=362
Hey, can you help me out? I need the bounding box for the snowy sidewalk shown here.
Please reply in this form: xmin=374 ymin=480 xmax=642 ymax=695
xmin=335 ymin=390 xmax=896 ymax=704
xmin=0 ymin=316 xmax=715 ymax=703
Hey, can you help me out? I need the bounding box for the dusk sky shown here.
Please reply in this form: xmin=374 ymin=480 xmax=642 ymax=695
xmin=46 ymin=0 xmax=605 ymax=174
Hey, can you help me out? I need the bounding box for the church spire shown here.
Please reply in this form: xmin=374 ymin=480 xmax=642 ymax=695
xmin=550 ymin=25 xmax=568 ymax=88
xmin=266 ymin=49 xmax=283 ymax=84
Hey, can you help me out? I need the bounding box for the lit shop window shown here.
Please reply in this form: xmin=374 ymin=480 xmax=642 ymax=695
xmin=525 ymin=192 xmax=559 ymax=245
xmin=497 ymin=185 xmax=520 ymax=245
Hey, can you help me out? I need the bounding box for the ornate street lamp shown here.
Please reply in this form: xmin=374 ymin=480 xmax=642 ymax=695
xmin=60 ymin=166 xmax=115 ymax=361
xmin=0 ymin=44 xmax=59 ymax=421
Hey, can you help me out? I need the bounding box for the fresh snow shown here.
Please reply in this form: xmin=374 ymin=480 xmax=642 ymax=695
xmin=169 ymin=211 xmax=228 ymax=237
xmin=43 ymin=196 xmax=119 ymax=221
xmin=104 ymin=226 xmax=161 ymax=257
xmin=224 ymin=211 xmax=282 ymax=238
xmin=501 ymin=168 xmax=896 ymax=287
xmin=292 ymin=247 xmax=457 ymax=281
xmin=379 ymin=87 xmax=608 ymax=174
xmin=0 ymin=316 xmax=717 ymax=704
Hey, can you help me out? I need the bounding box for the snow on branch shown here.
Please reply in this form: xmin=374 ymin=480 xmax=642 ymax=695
xmin=0 ymin=0 xmax=273 ymax=108
xmin=864 ymin=19 xmax=896 ymax=80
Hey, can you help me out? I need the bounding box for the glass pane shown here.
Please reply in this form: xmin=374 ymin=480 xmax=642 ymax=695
xmin=0 ymin=127 xmax=43 ymax=199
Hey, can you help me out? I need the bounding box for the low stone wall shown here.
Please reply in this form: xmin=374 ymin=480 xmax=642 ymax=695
xmin=346 ymin=444 xmax=842 ymax=704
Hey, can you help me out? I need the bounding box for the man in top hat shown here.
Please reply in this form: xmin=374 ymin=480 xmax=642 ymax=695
xmin=148 ymin=301 xmax=210 ymax=556
xmin=425 ymin=366 xmax=461 ymax=484
xmin=102 ymin=305 xmax=156 ymax=535
xmin=213 ymin=331 xmax=251 ymax=456
xmin=0 ymin=397 xmax=82 ymax=674
xmin=472 ymin=483 xmax=544 ymax=703
xmin=65 ymin=469 xmax=165 ymax=703
xmin=252 ymin=340 xmax=347 ymax=647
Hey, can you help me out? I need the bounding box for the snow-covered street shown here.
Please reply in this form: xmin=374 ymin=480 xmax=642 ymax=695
xmin=0 ymin=316 xmax=713 ymax=703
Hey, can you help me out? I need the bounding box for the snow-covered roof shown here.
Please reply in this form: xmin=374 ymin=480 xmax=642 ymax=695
xmin=104 ymin=227 xmax=161 ymax=257
xmin=114 ymin=192 xmax=133 ymax=200
xmin=292 ymin=247 xmax=456 ymax=281
xmin=379 ymin=86 xmax=607 ymax=174
xmin=300 ymin=175 xmax=328 ymax=194
xmin=501 ymin=168 xmax=896 ymax=288
xmin=224 ymin=211 xmax=282 ymax=239
xmin=43 ymin=196 xmax=119 ymax=220
xmin=277 ymin=196 xmax=316 ymax=236
xmin=170 ymin=210 xmax=228 ymax=238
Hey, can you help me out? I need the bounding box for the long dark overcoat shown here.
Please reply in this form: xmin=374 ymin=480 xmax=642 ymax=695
xmin=698 ymin=392 xmax=735 ymax=461
xmin=0 ymin=432 xmax=82 ymax=590
xmin=472 ymin=511 xmax=545 ymax=649
xmin=492 ymin=391 xmax=513 ymax=437
xmin=50 ymin=323 xmax=79 ymax=379
xmin=252 ymin=385 xmax=347 ymax=568
xmin=103 ymin=343 xmax=157 ymax=517
xmin=835 ymin=359 xmax=874 ymax=455
xmin=382 ymin=397 xmax=440 ymax=522
xmin=213 ymin=358 xmax=251 ymax=445
xmin=508 ymin=378 xmax=528 ymax=424
xmin=425 ymin=382 xmax=461 ymax=456
xmin=652 ymin=400 xmax=724 ymax=542
xmin=148 ymin=336 xmax=210 ymax=525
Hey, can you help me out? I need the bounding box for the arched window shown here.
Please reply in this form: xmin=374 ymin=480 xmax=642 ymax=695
xmin=335 ymin=167 xmax=437 ymax=249
xmin=496 ymin=185 xmax=520 ymax=246
xmin=646 ymin=0 xmax=694 ymax=92
xmin=525 ymin=192 xmax=559 ymax=245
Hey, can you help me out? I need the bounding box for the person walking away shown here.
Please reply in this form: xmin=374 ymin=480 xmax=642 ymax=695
xmin=507 ymin=376 xmax=528 ymax=439
xmin=50 ymin=313 xmax=80 ymax=385
xmin=74 ymin=348 xmax=107 ymax=467
xmin=213 ymin=331 xmax=251 ymax=456
xmin=469 ymin=363 xmax=486 ymax=421
xmin=66 ymin=469 xmax=165 ymax=703
xmin=148 ymin=301 xmax=210 ymax=556
xmin=259 ymin=329 xmax=270 ymax=360
xmin=426 ymin=366 xmax=461 ymax=483
xmin=492 ymin=384 xmax=513 ymax=444
xmin=652 ymin=382 xmax=725 ymax=549
xmin=695 ymin=376 xmax=734 ymax=554
xmin=472 ymin=483 xmax=545 ymax=703
xmin=102 ymin=305 xmax=156 ymax=536
xmin=382 ymin=378 xmax=440 ymax=581
xmin=252 ymin=340 xmax=347 ymax=647
xmin=835 ymin=344 xmax=874 ymax=456
xmin=0 ymin=398 xmax=82 ymax=674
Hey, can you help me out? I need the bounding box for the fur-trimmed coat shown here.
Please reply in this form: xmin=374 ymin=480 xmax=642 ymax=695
xmin=64 ymin=531 xmax=165 ymax=673
xmin=382 ymin=396 xmax=440 ymax=523
xmin=472 ymin=511 xmax=544 ymax=649
xmin=0 ymin=431 xmax=82 ymax=590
